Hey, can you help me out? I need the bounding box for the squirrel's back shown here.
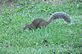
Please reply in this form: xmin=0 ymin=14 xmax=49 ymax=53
xmin=32 ymin=18 xmax=48 ymax=28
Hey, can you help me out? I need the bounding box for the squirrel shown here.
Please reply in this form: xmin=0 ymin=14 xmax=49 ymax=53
xmin=23 ymin=12 xmax=71 ymax=30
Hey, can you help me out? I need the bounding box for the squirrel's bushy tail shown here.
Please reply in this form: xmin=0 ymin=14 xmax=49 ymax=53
xmin=48 ymin=12 xmax=71 ymax=24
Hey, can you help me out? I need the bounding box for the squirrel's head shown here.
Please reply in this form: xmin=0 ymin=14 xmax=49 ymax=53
xmin=23 ymin=24 xmax=33 ymax=30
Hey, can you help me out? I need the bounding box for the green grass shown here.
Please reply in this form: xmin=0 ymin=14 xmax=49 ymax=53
xmin=0 ymin=1 xmax=82 ymax=54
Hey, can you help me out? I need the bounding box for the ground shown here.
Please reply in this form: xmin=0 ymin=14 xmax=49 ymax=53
xmin=0 ymin=0 xmax=82 ymax=54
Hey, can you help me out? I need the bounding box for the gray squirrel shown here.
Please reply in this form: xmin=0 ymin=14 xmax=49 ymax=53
xmin=23 ymin=12 xmax=71 ymax=30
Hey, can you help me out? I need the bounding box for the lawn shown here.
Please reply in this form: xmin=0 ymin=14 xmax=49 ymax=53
xmin=0 ymin=0 xmax=82 ymax=54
